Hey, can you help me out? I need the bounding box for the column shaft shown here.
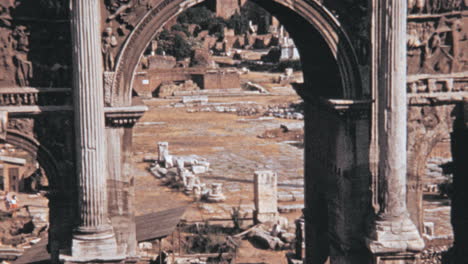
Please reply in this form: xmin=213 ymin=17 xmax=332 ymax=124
xmin=377 ymin=0 xmax=408 ymax=219
xmin=71 ymin=0 xmax=109 ymax=233
xmin=367 ymin=0 xmax=424 ymax=254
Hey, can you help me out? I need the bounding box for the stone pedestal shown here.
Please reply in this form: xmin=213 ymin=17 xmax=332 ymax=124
xmin=206 ymin=183 xmax=226 ymax=202
xmin=367 ymin=0 xmax=424 ymax=254
xmin=62 ymin=0 xmax=122 ymax=262
xmin=254 ymin=171 xmax=278 ymax=223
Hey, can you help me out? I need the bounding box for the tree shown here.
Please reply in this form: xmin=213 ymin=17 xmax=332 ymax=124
xmin=172 ymin=34 xmax=192 ymax=60
xmin=177 ymin=6 xmax=214 ymax=25
xmin=227 ymin=12 xmax=249 ymax=35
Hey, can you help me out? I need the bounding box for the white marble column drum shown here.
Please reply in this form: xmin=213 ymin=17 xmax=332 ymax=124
xmin=366 ymin=0 xmax=424 ymax=254
xmin=65 ymin=0 xmax=122 ymax=261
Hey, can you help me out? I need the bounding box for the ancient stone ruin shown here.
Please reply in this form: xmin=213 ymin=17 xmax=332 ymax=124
xmin=254 ymin=170 xmax=278 ymax=223
xmin=0 ymin=0 xmax=465 ymax=263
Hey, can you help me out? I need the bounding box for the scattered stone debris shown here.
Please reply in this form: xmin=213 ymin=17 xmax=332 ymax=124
xmin=245 ymin=81 xmax=269 ymax=94
xmin=419 ymin=245 xmax=451 ymax=264
xmin=183 ymin=101 xmax=304 ymax=120
xmin=0 ymin=193 xmax=49 ymax=262
xmin=234 ymin=217 xmax=300 ymax=252
xmin=158 ymin=80 xmax=201 ymax=97
xmin=148 ymin=142 xmax=227 ymax=203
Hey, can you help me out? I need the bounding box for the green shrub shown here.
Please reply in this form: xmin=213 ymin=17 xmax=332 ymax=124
xmin=177 ymin=6 xmax=214 ymax=25
xmin=227 ymin=12 xmax=249 ymax=35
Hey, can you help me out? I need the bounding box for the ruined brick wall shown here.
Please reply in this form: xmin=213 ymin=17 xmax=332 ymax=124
xmin=202 ymin=69 xmax=240 ymax=89
xmin=133 ymin=68 xmax=206 ymax=97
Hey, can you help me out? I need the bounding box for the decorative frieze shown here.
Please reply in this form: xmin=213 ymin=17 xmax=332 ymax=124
xmin=407 ymin=73 xmax=467 ymax=93
xmin=0 ymin=88 xmax=71 ymax=106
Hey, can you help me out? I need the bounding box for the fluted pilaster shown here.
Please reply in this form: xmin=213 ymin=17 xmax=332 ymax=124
xmin=366 ymin=0 xmax=424 ymax=254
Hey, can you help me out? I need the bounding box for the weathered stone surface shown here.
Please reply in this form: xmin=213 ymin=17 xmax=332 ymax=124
xmin=191 ymin=165 xmax=207 ymax=174
xmin=247 ymin=229 xmax=284 ymax=250
xmin=254 ymin=171 xmax=278 ymax=223
xmin=63 ymin=0 xmax=122 ymax=261
xmin=367 ymin=0 xmax=424 ymax=255
xmin=206 ymin=183 xmax=226 ymax=203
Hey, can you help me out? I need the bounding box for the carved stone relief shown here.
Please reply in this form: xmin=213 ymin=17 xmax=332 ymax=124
xmin=0 ymin=1 xmax=72 ymax=88
xmin=102 ymin=0 xmax=156 ymax=71
xmin=8 ymin=117 xmax=34 ymax=137
xmin=0 ymin=2 xmax=16 ymax=87
xmin=407 ymin=4 xmax=467 ymax=75
xmin=408 ymin=0 xmax=465 ymax=14
xmin=102 ymin=27 xmax=118 ymax=71
xmin=12 ymin=25 xmax=32 ymax=87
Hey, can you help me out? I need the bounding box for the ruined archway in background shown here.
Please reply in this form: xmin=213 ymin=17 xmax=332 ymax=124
xmin=4 ymin=131 xmax=60 ymax=191
xmin=110 ymin=0 xmax=363 ymax=107
xmin=3 ymin=130 xmax=73 ymax=260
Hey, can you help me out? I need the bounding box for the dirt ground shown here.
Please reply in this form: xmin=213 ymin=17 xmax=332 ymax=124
xmin=132 ymin=93 xmax=304 ymax=263
xmin=131 ymin=91 xmax=454 ymax=262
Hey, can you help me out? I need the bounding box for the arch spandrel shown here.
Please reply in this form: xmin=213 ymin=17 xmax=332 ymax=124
xmin=108 ymin=0 xmax=363 ymax=106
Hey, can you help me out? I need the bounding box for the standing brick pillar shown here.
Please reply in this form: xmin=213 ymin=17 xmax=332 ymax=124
xmin=366 ymin=0 xmax=424 ymax=254
xmin=62 ymin=0 xmax=122 ymax=262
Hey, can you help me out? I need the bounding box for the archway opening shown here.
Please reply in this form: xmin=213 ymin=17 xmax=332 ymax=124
xmin=0 ymin=133 xmax=53 ymax=260
xmin=124 ymin=0 xmax=356 ymax=263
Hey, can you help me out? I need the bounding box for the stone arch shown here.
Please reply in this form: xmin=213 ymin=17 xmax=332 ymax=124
xmin=4 ymin=130 xmax=61 ymax=191
xmin=108 ymin=1 xmax=369 ymax=262
xmin=111 ymin=0 xmax=363 ymax=106
xmin=406 ymin=104 xmax=457 ymax=233
xmin=4 ymin=130 xmax=74 ymax=261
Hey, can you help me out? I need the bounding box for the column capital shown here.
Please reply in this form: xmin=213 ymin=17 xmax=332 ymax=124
xmin=104 ymin=105 xmax=147 ymax=127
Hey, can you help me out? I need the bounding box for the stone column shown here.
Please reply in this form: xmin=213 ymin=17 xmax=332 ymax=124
xmin=65 ymin=0 xmax=121 ymax=261
xmin=366 ymin=0 xmax=424 ymax=253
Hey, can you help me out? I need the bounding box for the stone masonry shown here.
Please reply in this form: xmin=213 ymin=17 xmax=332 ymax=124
xmin=254 ymin=170 xmax=278 ymax=223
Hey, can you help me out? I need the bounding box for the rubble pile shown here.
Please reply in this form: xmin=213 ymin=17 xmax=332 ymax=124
xmin=0 ymin=200 xmax=49 ymax=262
xmin=419 ymin=245 xmax=451 ymax=264
xmin=237 ymin=222 xmax=296 ymax=251
xmin=184 ymin=102 xmax=304 ymax=120
xmin=148 ymin=142 xmax=226 ymax=203
xmin=158 ymin=80 xmax=201 ymax=97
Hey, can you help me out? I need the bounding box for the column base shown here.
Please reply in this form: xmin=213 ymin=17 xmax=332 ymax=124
xmin=254 ymin=211 xmax=278 ymax=224
xmin=366 ymin=216 xmax=425 ymax=254
xmin=372 ymin=251 xmax=421 ymax=264
xmin=60 ymin=227 xmax=124 ymax=263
